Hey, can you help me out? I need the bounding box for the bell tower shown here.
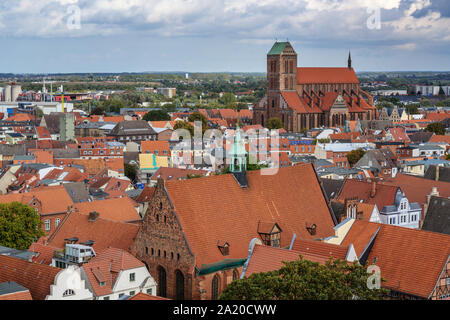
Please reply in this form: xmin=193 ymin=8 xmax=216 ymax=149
xmin=266 ymin=41 xmax=297 ymax=121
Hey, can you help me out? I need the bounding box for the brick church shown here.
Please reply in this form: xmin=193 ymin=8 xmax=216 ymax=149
xmin=253 ymin=41 xmax=377 ymax=132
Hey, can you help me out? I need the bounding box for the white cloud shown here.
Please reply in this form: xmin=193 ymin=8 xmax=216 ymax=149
xmin=0 ymin=0 xmax=448 ymax=53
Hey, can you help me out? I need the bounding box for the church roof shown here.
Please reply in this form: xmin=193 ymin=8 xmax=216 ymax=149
xmin=267 ymin=42 xmax=289 ymax=55
xmin=297 ymin=67 xmax=359 ymax=84
xmin=163 ymin=164 xmax=336 ymax=268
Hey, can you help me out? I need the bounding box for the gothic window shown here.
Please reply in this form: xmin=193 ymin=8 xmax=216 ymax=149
xmin=285 ymin=77 xmax=288 ymax=89
xmin=233 ymin=269 xmax=239 ymax=281
xmin=157 ymin=266 xmax=167 ymax=297
xmin=175 ymin=270 xmax=185 ymax=300
xmin=211 ymin=275 xmax=220 ymax=300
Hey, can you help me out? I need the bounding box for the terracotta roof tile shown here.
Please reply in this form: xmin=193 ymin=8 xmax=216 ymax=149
xmin=47 ymin=211 xmax=139 ymax=253
xmin=0 ymin=255 xmax=60 ymax=300
xmin=83 ymin=248 xmax=145 ymax=296
xmin=162 ymin=164 xmax=336 ymax=268
xmin=74 ymin=198 xmax=141 ymax=223
xmin=337 ymin=179 xmax=399 ymax=211
xmin=342 ymin=220 xmax=450 ymax=298
xmin=128 ymin=292 xmax=170 ymax=300
xmin=297 ymin=67 xmax=359 ymax=84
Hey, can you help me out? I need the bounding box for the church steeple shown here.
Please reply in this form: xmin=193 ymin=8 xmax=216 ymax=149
xmin=230 ymin=109 xmax=247 ymax=173
xmin=348 ymin=51 xmax=352 ymax=69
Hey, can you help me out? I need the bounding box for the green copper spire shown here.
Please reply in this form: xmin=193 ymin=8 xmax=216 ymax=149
xmin=230 ymin=109 xmax=247 ymax=173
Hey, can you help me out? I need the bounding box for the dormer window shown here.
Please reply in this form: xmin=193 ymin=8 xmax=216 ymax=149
xmin=217 ymin=241 xmax=230 ymax=256
xmin=257 ymin=222 xmax=282 ymax=248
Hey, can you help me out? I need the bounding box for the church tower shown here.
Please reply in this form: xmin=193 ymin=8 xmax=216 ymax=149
xmin=266 ymin=41 xmax=297 ymax=121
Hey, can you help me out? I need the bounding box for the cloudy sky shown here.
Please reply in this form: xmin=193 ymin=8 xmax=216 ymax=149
xmin=0 ymin=0 xmax=449 ymax=73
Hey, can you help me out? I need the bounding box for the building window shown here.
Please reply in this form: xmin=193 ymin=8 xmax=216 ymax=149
xmin=232 ymin=269 xmax=239 ymax=281
xmin=129 ymin=291 xmax=135 ymax=296
xmin=146 ymin=288 xmax=153 ymax=295
xmin=55 ymin=218 xmax=60 ymax=228
xmin=211 ymin=275 xmax=220 ymax=300
xmin=130 ymin=273 xmax=135 ymax=282
xmin=119 ymin=293 xmax=124 ymax=298
xmin=63 ymin=289 xmax=75 ymax=297
xmin=45 ymin=220 xmax=50 ymax=231
xmin=103 ymin=296 xmax=110 ymax=300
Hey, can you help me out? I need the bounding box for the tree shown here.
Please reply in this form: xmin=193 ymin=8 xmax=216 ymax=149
xmin=0 ymin=202 xmax=45 ymax=250
xmin=218 ymin=92 xmax=237 ymax=108
xmin=188 ymin=111 xmax=209 ymax=132
xmin=91 ymin=107 xmax=105 ymax=115
xmin=347 ymin=148 xmax=366 ymax=167
xmin=425 ymin=122 xmax=445 ymax=135
xmin=124 ymin=163 xmax=137 ymax=182
xmin=173 ymin=120 xmax=194 ymax=137
xmin=266 ymin=117 xmax=283 ymax=130
xmin=143 ymin=110 xmax=170 ymax=121
xmin=219 ymin=257 xmax=387 ymax=300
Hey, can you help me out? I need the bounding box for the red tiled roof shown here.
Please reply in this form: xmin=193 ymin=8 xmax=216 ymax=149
xmin=291 ymin=238 xmax=348 ymax=260
xmin=128 ymin=292 xmax=170 ymax=300
xmin=151 ymin=167 xmax=207 ymax=181
xmin=342 ymin=220 xmax=450 ymax=298
xmin=47 ymin=211 xmax=139 ymax=253
xmin=0 ymin=289 xmax=33 ymax=300
xmin=162 ymin=164 xmax=336 ymax=268
xmin=83 ymin=247 xmax=145 ymax=296
xmin=29 ymin=242 xmax=60 ymax=265
xmin=426 ymin=112 xmax=449 ymax=122
xmin=0 ymin=186 xmax=73 ymax=215
xmin=429 ymin=135 xmax=450 ymax=144
xmin=0 ymin=255 xmax=60 ymax=300
xmin=245 ymin=244 xmax=339 ymax=277
xmin=134 ymin=186 xmax=155 ymax=203
xmin=74 ymin=198 xmax=141 ymax=223
xmin=281 ymin=91 xmax=308 ymax=114
xmin=384 ymin=174 xmax=450 ymax=209
xmin=35 ymin=126 xmax=51 ymax=139
xmin=337 ymin=179 xmax=399 ymax=211
xmin=297 ymin=67 xmax=359 ymax=84
xmin=141 ymin=141 xmax=171 ymax=156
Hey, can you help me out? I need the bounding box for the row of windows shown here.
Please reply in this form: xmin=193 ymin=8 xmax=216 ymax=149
xmin=294 ymin=146 xmax=313 ymax=153
xmin=119 ymin=135 xmax=153 ymax=141
xmin=44 ymin=218 xmax=60 ymax=231
xmin=146 ymin=247 xmax=181 ymax=261
xmin=389 ymin=214 xmax=417 ymax=225
xmin=82 ymin=149 xmax=121 ymax=155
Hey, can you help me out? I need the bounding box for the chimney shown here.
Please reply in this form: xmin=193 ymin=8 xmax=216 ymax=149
xmin=88 ymin=211 xmax=100 ymax=222
xmin=435 ymin=166 xmax=440 ymax=181
xmin=370 ymin=181 xmax=377 ymax=198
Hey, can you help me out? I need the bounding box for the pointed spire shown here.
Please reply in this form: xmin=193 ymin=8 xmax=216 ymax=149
xmin=348 ymin=51 xmax=352 ymax=69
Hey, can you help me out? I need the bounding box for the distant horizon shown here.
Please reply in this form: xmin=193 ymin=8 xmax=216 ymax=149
xmin=2 ymin=70 xmax=450 ymax=77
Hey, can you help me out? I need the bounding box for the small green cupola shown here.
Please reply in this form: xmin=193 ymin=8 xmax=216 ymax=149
xmin=229 ymin=117 xmax=247 ymax=173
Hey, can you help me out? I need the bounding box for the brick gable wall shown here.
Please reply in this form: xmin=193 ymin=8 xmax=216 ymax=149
xmin=131 ymin=179 xmax=196 ymax=300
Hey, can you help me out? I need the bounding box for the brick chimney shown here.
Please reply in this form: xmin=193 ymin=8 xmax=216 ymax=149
xmin=370 ymin=181 xmax=377 ymax=198
xmin=435 ymin=166 xmax=440 ymax=181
